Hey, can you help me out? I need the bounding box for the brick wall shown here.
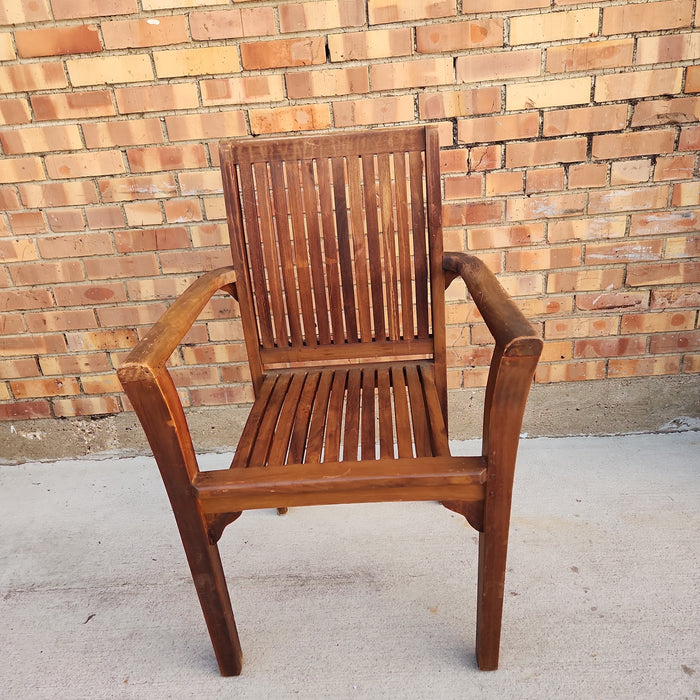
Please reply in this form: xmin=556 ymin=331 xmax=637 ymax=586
xmin=1 ymin=0 xmax=698 ymax=422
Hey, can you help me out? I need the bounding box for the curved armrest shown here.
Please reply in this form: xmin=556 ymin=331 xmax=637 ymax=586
xmin=443 ymin=252 xmax=542 ymax=357
xmin=119 ymin=266 xmax=238 ymax=381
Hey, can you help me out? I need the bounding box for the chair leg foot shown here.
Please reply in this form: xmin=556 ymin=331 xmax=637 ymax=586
xmin=475 ymin=529 xmax=507 ymax=671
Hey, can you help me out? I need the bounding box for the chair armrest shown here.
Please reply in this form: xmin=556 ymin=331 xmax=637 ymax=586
xmin=119 ymin=266 xmax=238 ymax=381
xmin=443 ymin=252 xmax=542 ymax=357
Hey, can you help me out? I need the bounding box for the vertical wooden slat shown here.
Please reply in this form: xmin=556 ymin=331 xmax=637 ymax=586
xmin=331 ymin=156 xmax=359 ymax=343
xmin=377 ymin=152 xmax=400 ymax=341
xmin=269 ymin=159 xmax=304 ymax=346
xmin=343 ymin=367 xmax=361 ymax=461
xmin=230 ymin=374 xmax=278 ymax=469
xmin=346 ymin=155 xmax=373 ymax=342
xmin=285 ymin=159 xmax=318 ymax=346
xmin=392 ymin=151 xmax=414 ymax=341
xmin=404 ymin=363 xmax=431 ymax=457
xmin=323 ymin=369 xmax=347 ymax=463
xmin=305 ymin=369 xmax=334 ymax=463
xmin=252 ymin=162 xmax=289 ymax=345
xmin=287 ymin=371 xmax=320 ymax=464
xmin=376 ymin=367 xmax=394 ymax=459
xmin=248 ymin=373 xmax=292 ymax=466
xmin=316 ymin=157 xmax=346 ymax=343
xmin=418 ymin=363 xmax=450 ymax=457
xmin=409 ymin=150 xmax=429 ymax=339
xmin=267 ymin=371 xmax=306 ymax=466
xmin=301 ymin=159 xmax=331 ymax=345
xmin=361 ymin=367 xmax=376 ymax=460
xmin=361 ymin=154 xmax=386 ymax=341
xmin=390 ymin=365 xmax=413 ymax=458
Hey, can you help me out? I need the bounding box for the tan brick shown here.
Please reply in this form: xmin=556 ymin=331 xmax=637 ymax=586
xmin=0 ymin=98 xmax=31 ymax=125
xmin=11 ymin=377 xmax=81 ymax=399
xmin=507 ymin=193 xmax=586 ymax=221
xmin=539 ymin=340 xmax=573 ymax=363
xmin=654 ymin=155 xmax=696 ymax=182
xmin=0 ymin=0 xmax=50 ymax=24
xmin=142 ymin=0 xmax=219 ymax=8
xmin=416 ymin=19 xmax=502 ymax=53
xmin=683 ymin=355 xmax=700 ymax=373
xmin=51 ymin=0 xmax=136 ymax=20
xmin=592 ymin=130 xmax=675 ymax=160
xmin=545 ymin=316 xmax=619 ymax=339
xmin=287 ymin=67 xmax=369 ymax=99
xmin=190 ymin=8 xmax=276 ymax=40
xmin=0 ymin=32 xmax=14 ymax=61
xmin=46 ymin=209 xmax=86 ymax=233
xmin=585 ymin=240 xmax=662 ymax=265
xmin=535 ymin=361 xmax=606 ymax=383
xmin=576 ymin=293 xmax=649 ymax=312
xmin=665 ymin=236 xmax=700 ymax=259
xmin=0 ymin=124 xmax=83 ymax=154
xmin=97 ymin=303 xmax=167 ymax=328
xmin=45 ymin=151 xmax=125 ymax=179
xmin=498 ymin=273 xmax=544 ymax=297
xmin=510 ymin=9 xmax=599 ymax=45
xmin=164 ymin=199 xmax=203 ymax=224
xmin=334 ymin=95 xmax=415 ymax=128
xmin=125 ymin=276 xmax=195 ymax=302
xmin=7 ymin=211 xmax=47 ymax=235
xmin=67 ymin=54 xmax=153 ymax=86
xmin=630 ymin=210 xmax=699 ymax=237
xmin=484 ymin=171 xmax=523 ymax=196
xmin=526 ymin=167 xmax=565 ymax=193
xmin=40 ymin=354 xmax=109 ymax=376
xmin=368 ymin=0 xmax=455 ymax=23
xmin=649 ymin=330 xmax=700 ymax=355
xmin=602 ymin=0 xmax=692 ymax=35
xmin=627 ymin=261 xmax=700 ymax=287
xmin=249 ymin=104 xmax=331 ymax=135
xmin=636 ymin=32 xmax=700 ymax=65
xmin=159 ymin=248 xmax=231 ymax=275
xmin=0 ymin=359 xmax=41 ymax=379
xmin=54 ymin=283 xmax=126 ymax=307
xmin=155 ymin=47 xmax=240 ymax=78
xmin=328 ymin=29 xmax=412 ymax=62
xmin=631 ymin=97 xmax=700 ymax=127
xmin=19 ymin=181 xmax=98 ymax=208
xmin=53 ymin=397 xmax=121 ymax=418
xmin=15 ymin=25 xmax=101 ymax=58
xmin=456 ymin=49 xmax=540 ymax=83
xmin=98 ymin=174 xmax=178 ymax=202
xmin=595 ymin=68 xmax=683 ymax=102
xmin=507 ymin=245 xmax=580 ymax=271
xmin=0 ymin=62 xmax=67 ymax=94
xmin=610 ymin=159 xmax=651 ymax=186
xmin=444 ymin=174 xmax=482 ymax=200
xmin=462 ymin=0 xmax=547 ymax=10
xmin=621 ymin=311 xmax=695 ymax=335
xmin=679 ymin=125 xmax=700 ymax=151
xmin=0 ymin=187 xmax=21 ymax=210
xmin=443 ymin=201 xmax=502 ymax=227
xmin=25 ymin=309 xmax=96 ymax=333
xmin=123 ymin=202 xmax=163 ymax=227
xmin=31 ymin=90 xmax=114 ymax=120
xmin=506 ymin=77 xmax=591 ymax=110
xmin=458 ymin=112 xmax=538 ymax=144
xmin=201 ymin=75 xmax=286 ymax=106
xmin=419 ymin=88 xmax=500 ymax=120
xmin=506 ymin=138 xmax=587 ymax=168
xmin=80 ymin=374 xmax=122 ymax=396
xmin=546 ymin=39 xmax=634 ymax=73
xmin=686 ymin=66 xmax=700 ymax=93
xmin=469 ymin=145 xmax=502 ymax=171
xmin=37 ymin=233 xmax=113 ymax=259
xmin=0 ymin=238 xmax=37 ymax=262
xmin=0 ymin=289 xmax=55 ymax=312
xmin=84 ymin=254 xmax=159 ymax=280
xmin=115 ymin=84 xmax=199 ymax=114
xmin=178 ymin=171 xmax=223 ymax=196
xmin=189 ymin=223 xmax=228 ymax=248
xmin=372 ymin=57 xmax=454 ymax=91
xmin=0 ymin=157 xmax=44 ymax=184
xmin=279 ymin=0 xmax=365 ymax=31
xmin=166 ymin=111 xmax=247 ymax=141
xmin=82 ymin=118 xmax=164 ymax=149
xmin=86 ymin=206 xmax=124 ymax=230
xmin=114 ymin=226 xmax=189 ymax=253
xmin=543 ymin=104 xmax=627 ymax=137
xmin=126 ymin=144 xmax=207 ymax=173
xmin=672 ymin=182 xmax=700 ymax=207
xmin=589 ymin=186 xmax=669 ymax=214
xmin=102 ymin=16 xmax=189 ymax=49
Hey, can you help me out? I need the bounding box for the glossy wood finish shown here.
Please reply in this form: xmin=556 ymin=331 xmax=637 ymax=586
xmin=118 ymin=126 xmax=542 ymax=676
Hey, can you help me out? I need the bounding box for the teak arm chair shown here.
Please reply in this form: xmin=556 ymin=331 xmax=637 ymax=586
xmin=118 ymin=125 xmax=542 ymax=676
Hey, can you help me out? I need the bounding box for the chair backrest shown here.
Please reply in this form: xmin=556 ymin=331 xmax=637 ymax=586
xmin=219 ymin=125 xmax=446 ymax=402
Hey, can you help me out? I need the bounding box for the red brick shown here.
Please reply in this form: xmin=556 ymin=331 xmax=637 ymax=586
xmin=19 ymin=181 xmax=99 ymax=208
xmin=469 ymin=145 xmax=502 ymax=171
xmin=6 ymin=211 xmax=47 ymax=235
xmin=0 ymin=401 xmax=51 ymax=421
xmin=0 ymin=238 xmax=37 ymax=262
xmin=0 ymin=62 xmax=68 ymax=94
xmin=588 ymin=186 xmax=669 ymax=214
xmin=685 ymin=66 xmax=700 ymax=93
xmin=679 ymin=125 xmax=700 ymax=151
xmin=334 ymin=95 xmax=415 ymax=128
xmin=171 ymin=367 xmax=222 ymax=388
xmin=535 ymin=361 xmax=606 ymax=383
xmin=526 ymin=167 xmax=565 ymax=193
xmin=45 ymin=150 xmax=125 ymax=179
xmin=649 ymin=330 xmax=700 ymax=355
xmin=31 ymin=90 xmax=115 ymax=120
xmin=114 ymin=227 xmax=190 ymax=253
xmin=0 ymin=0 xmax=51 ymax=25
xmin=159 ymin=249 xmax=231 ymax=275
xmin=632 ymin=98 xmax=700 ymax=128
xmin=53 ymin=397 xmax=121 ymax=418
xmin=456 ymin=49 xmax=540 ymax=83
xmin=369 ymin=0 xmax=455 ymax=23
xmin=468 ymin=224 xmax=545 ymax=250
xmin=543 ymin=105 xmax=627 ymax=137
xmin=115 ymin=84 xmax=199 ymax=114
xmin=51 ymin=0 xmax=137 ymax=20
xmin=280 ymin=0 xmax=365 ymax=32
xmin=165 ymin=112 xmax=247 ymax=141
xmin=126 ymin=144 xmax=207 ymax=173
xmin=83 ymin=119 xmax=164 ymax=149
xmin=443 ymin=201 xmax=502 ymax=227
xmin=47 ymin=209 xmax=86 ymax=233
xmin=1 ymin=124 xmax=83 ymax=154
xmin=444 ymin=174 xmax=482 ymax=200
xmin=66 ymin=329 xmax=137 ymax=352
xmin=416 ymin=19 xmax=502 ymax=53
xmin=574 ymin=337 xmax=646 ymax=359
xmin=249 ymin=104 xmax=331 ymax=135
xmin=328 ymin=28 xmax=412 ymax=61
xmin=372 ymin=57 xmax=454 ymax=91
xmin=0 ymin=98 xmax=32 ymax=125
xmin=287 ymin=67 xmax=369 ymax=98
xmin=592 ymin=130 xmax=675 ymax=160
xmin=507 ymin=245 xmax=580 ymax=272
xmin=546 ymin=39 xmax=634 ymax=73
xmin=125 ymin=276 xmax=195 ymax=301
xmin=102 ymin=16 xmax=188 ymax=49
xmin=485 ymin=171 xmax=523 ymax=196
xmin=602 ymin=0 xmax=693 ymax=34
xmin=54 ymin=283 xmax=126 ymax=307
xmin=608 ymin=356 xmax=681 ymax=378
xmin=15 ymin=25 xmax=101 ymax=58
xmin=25 ymin=309 xmax=96 ymax=333
xmin=545 ymin=316 xmax=619 ymax=339
xmin=548 ymin=268 xmax=625 ymax=294
xmin=98 ymin=174 xmax=178 ymax=202
xmin=1 ymin=333 xmax=66 ymax=355
xmin=0 ymin=187 xmax=21 ymax=210
xmin=585 ymin=240 xmax=663 ymax=264
xmin=419 ymin=87 xmax=500 ymax=120
xmin=0 ymin=358 xmax=40 ymax=379
xmin=637 ymin=33 xmax=700 ymax=65
xmin=576 ymin=292 xmax=649 ymax=312
xmin=240 ymin=37 xmax=325 ymax=70
xmin=84 ymin=254 xmax=159 ymax=280
xmin=0 ymin=157 xmax=44 ymax=184
xmin=458 ymin=112 xmax=538 ymax=144
xmin=506 ymin=138 xmax=587 ymax=168
xmin=201 ymin=76 xmax=285 ymax=107
xmin=462 ymin=0 xmax=547 ymax=10
xmin=39 ymin=354 xmax=111 ymax=376
xmin=651 ymin=288 xmax=700 ymax=309
xmin=595 ymin=68 xmax=683 ymax=102
xmin=38 ymin=233 xmax=113 ymax=259
xmin=10 ymin=260 xmax=84 ymax=288
xmin=627 ymin=261 xmax=700 ymax=287
xmin=683 ymin=355 xmax=700 ymax=373
xmin=164 ymin=199 xmax=202 ymax=224
xmin=86 ymin=206 xmax=125 ymax=230
xmin=97 ymin=303 xmax=168 ymax=328
xmin=190 ymin=8 xmax=276 ymax=40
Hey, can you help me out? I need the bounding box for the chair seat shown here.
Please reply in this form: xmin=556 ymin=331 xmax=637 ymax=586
xmin=232 ymin=360 xmax=450 ymax=468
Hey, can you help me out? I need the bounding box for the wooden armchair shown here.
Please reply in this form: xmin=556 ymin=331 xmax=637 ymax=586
xmin=118 ymin=125 xmax=542 ymax=676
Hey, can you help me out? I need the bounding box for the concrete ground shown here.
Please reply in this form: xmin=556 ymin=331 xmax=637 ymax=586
xmin=1 ymin=432 xmax=698 ymax=699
